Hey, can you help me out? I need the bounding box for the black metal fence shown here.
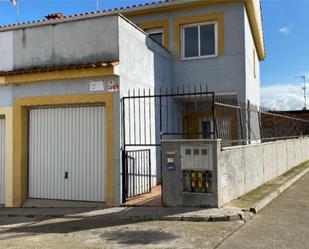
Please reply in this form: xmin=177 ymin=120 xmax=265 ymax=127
xmin=123 ymin=150 xmax=151 ymax=200
xmin=121 ymin=87 xmax=309 ymax=202
xmin=215 ymin=99 xmax=309 ymax=147
xmin=121 ymin=86 xmax=216 ymax=148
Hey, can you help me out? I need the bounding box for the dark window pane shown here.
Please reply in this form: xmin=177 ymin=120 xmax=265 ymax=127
xmin=184 ymin=26 xmax=199 ymax=58
xmin=200 ymin=24 xmax=215 ymax=56
xmin=149 ymin=33 xmax=163 ymax=46
xmin=202 ymin=121 xmax=212 ymax=139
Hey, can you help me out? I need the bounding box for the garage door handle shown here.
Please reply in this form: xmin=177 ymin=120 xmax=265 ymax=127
xmin=64 ymin=172 xmax=68 ymax=179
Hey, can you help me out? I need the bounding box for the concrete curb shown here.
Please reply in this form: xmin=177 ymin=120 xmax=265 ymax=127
xmin=0 ymin=212 xmax=245 ymax=223
xmin=0 ymin=208 xmax=245 ymax=222
xmin=249 ymin=166 xmax=309 ymax=214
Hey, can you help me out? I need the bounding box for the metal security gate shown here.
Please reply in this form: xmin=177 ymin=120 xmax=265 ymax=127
xmin=121 ymin=87 xmax=215 ymax=203
xmin=28 ymin=106 xmax=106 ymax=202
xmin=123 ymin=150 xmax=151 ymax=200
xmin=0 ymin=118 xmax=5 ymax=205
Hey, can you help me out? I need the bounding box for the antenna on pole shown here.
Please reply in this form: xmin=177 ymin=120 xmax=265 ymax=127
xmin=16 ymin=0 xmax=20 ymax=23
xmin=10 ymin=0 xmax=19 ymax=23
xmin=296 ymin=75 xmax=307 ymax=110
xmin=96 ymin=0 xmax=99 ymax=11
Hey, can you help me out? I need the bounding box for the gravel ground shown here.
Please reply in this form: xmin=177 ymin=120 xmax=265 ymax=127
xmin=0 ymin=216 xmax=244 ymax=249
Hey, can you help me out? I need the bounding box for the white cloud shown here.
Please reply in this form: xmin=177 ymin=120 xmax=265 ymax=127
xmin=279 ymin=26 xmax=290 ymax=35
xmin=261 ymin=83 xmax=308 ymax=111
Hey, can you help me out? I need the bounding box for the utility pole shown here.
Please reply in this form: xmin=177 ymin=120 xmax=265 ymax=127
xmin=9 ymin=0 xmax=19 ymax=23
xmin=96 ymin=0 xmax=99 ymax=11
xmin=16 ymin=0 xmax=20 ymax=23
xmin=296 ymin=76 xmax=307 ymax=110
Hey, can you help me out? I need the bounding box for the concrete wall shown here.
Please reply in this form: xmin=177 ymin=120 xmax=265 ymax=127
xmin=11 ymin=76 xmax=119 ymax=98
xmin=161 ymin=137 xmax=309 ymax=207
xmin=130 ymin=3 xmax=248 ymax=102
xmin=119 ymin=17 xmax=172 ymax=95
xmin=118 ymin=17 xmax=172 ymax=190
xmin=244 ymin=9 xmax=260 ymax=106
xmin=0 ymin=31 xmax=13 ymax=72
xmin=161 ymin=140 xmax=220 ymax=207
xmin=0 ymin=86 xmax=12 ymax=107
xmin=218 ymin=137 xmax=309 ymax=207
xmin=11 ymin=15 xmax=120 ymax=71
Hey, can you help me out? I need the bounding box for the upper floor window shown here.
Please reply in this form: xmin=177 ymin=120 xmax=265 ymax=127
xmin=181 ymin=22 xmax=217 ymax=60
xmin=147 ymin=28 xmax=164 ymax=46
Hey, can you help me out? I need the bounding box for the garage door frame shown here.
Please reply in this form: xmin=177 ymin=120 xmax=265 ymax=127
xmin=28 ymin=105 xmax=106 ymax=202
xmin=0 ymin=107 xmax=13 ymax=207
xmin=0 ymin=116 xmax=5 ymax=205
xmin=13 ymin=93 xmax=115 ymax=207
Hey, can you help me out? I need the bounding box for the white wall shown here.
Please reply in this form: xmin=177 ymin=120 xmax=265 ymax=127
xmin=130 ymin=3 xmax=247 ymax=101
xmin=217 ymin=137 xmax=309 ymax=207
xmin=0 ymin=31 xmax=13 ymax=72
xmin=244 ymin=9 xmax=260 ymax=106
xmin=118 ymin=16 xmax=172 ymax=195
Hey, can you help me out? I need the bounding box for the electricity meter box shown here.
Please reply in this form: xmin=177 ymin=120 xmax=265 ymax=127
xmin=161 ymin=140 xmax=220 ymax=208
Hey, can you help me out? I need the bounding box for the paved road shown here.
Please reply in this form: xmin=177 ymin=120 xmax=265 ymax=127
xmin=218 ymin=172 xmax=309 ymax=249
xmin=0 ymin=217 xmax=243 ymax=249
xmin=0 ymin=173 xmax=308 ymax=249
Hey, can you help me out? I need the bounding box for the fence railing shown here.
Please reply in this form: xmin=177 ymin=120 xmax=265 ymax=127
xmin=122 ymin=87 xmax=309 ymax=150
xmin=215 ymin=99 xmax=309 ymax=147
xmin=123 ymin=149 xmax=151 ymax=201
xmin=122 ymin=86 xmax=215 ymax=149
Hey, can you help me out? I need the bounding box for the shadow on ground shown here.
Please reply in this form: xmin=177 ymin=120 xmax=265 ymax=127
xmin=100 ymin=230 xmax=179 ymax=245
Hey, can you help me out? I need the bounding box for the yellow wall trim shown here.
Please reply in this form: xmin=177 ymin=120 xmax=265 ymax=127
xmin=0 ymin=108 xmax=13 ymax=207
xmin=173 ymin=13 xmax=224 ymax=59
xmin=2 ymin=66 xmax=117 ymax=85
xmin=244 ymin=0 xmax=265 ymax=60
xmin=124 ymin=0 xmax=265 ymax=60
xmin=139 ymin=20 xmax=170 ymax=49
xmin=12 ymin=93 xmax=115 ymax=207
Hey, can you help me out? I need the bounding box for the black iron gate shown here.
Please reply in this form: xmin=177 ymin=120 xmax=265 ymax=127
xmin=122 ymin=150 xmax=151 ymax=200
xmin=121 ymin=87 xmax=215 ymax=203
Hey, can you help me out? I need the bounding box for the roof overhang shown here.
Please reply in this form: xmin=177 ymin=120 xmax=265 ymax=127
xmin=0 ymin=62 xmax=119 ymax=85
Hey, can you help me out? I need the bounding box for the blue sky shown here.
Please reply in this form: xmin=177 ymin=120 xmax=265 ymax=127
xmin=0 ymin=0 xmax=308 ymax=109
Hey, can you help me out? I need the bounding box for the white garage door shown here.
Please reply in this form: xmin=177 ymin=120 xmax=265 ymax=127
xmin=0 ymin=118 xmax=4 ymax=205
xmin=29 ymin=106 xmax=106 ymax=202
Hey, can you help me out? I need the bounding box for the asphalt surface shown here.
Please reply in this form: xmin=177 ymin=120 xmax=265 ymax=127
xmin=218 ymin=172 xmax=309 ymax=249
xmin=0 ymin=172 xmax=308 ymax=249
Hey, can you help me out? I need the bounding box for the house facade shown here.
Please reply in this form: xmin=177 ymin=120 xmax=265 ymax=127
xmin=0 ymin=0 xmax=265 ymax=207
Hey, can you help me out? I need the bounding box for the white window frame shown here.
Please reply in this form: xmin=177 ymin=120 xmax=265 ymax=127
xmin=181 ymin=21 xmax=218 ymax=60
xmin=147 ymin=28 xmax=164 ymax=45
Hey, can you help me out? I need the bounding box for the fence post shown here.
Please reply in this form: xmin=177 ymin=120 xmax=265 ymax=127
xmin=247 ymin=100 xmax=251 ymax=144
xmin=238 ymin=107 xmax=245 ymax=145
xmin=148 ymin=150 xmax=152 ymax=193
xmin=122 ymin=150 xmax=127 ymax=203
xmin=212 ymin=93 xmax=217 ymax=139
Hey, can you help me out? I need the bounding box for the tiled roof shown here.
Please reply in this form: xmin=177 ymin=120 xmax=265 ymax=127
xmin=0 ymin=61 xmax=119 ymax=76
xmin=0 ymin=0 xmax=178 ymax=30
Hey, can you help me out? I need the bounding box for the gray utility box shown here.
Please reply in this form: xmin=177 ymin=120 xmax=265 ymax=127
xmin=162 ymin=140 xmax=220 ymax=207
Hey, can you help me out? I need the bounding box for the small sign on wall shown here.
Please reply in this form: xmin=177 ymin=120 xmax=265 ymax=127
xmin=167 ymin=157 xmax=176 ymax=171
xmin=108 ymin=81 xmax=119 ymax=92
xmin=89 ymin=80 xmax=105 ymax=92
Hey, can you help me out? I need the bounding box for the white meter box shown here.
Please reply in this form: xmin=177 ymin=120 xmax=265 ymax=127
xmin=180 ymin=145 xmax=213 ymax=171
